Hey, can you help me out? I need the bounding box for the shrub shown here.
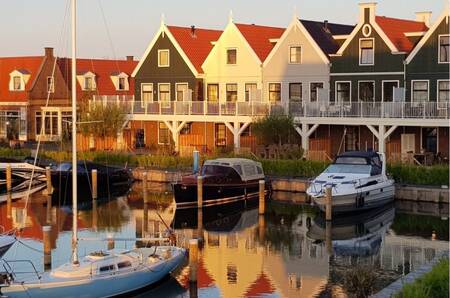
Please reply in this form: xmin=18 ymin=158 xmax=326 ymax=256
xmin=388 ymin=163 xmax=449 ymax=186
xmin=0 ymin=147 xmax=31 ymax=159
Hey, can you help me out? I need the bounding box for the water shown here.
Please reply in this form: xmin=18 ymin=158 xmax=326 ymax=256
xmin=1 ymin=182 xmax=448 ymax=298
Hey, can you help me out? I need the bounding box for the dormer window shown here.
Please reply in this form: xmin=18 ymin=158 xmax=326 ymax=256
xmin=84 ymin=77 xmax=93 ymax=90
xmin=118 ymin=77 xmax=126 ymax=90
xmin=227 ymin=49 xmax=237 ymax=65
xmin=13 ymin=76 xmax=22 ymax=91
xmin=359 ymin=38 xmax=374 ymax=65
xmin=158 ymin=49 xmax=169 ymax=67
xmin=439 ymin=35 xmax=449 ymax=63
xmin=9 ymin=70 xmax=29 ymax=91
xmin=77 ymin=71 xmax=96 ymax=91
xmin=110 ymin=72 xmax=129 ymax=91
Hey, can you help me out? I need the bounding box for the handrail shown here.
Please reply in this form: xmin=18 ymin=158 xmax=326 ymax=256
xmin=2 ymin=260 xmax=41 ymax=280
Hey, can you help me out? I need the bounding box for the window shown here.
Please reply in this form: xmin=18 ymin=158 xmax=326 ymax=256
xmin=84 ymin=77 xmax=94 ymax=90
xmin=226 ymin=84 xmax=238 ymax=102
xmin=215 ymin=123 xmax=226 ymax=147
xmin=359 ymin=39 xmax=374 ymax=65
xmin=13 ymin=76 xmax=22 ymax=91
xmin=158 ymin=50 xmax=169 ymax=67
xmin=43 ymin=111 xmax=58 ymax=136
xmin=382 ymin=81 xmax=399 ymax=102
xmin=35 ymin=112 xmax=42 ymax=136
xmin=47 ymin=76 xmax=54 ymax=93
xmin=117 ymin=261 xmax=132 ymax=269
xmin=227 ymin=49 xmax=237 ymax=65
xmin=289 ymin=46 xmax=301 ymax=63
xmin=310 ymin=82 xmax=324 ymax=102
xmin=158 ymin=83 xmax=170 ymax=102
xmin=269 ymin=83 xmax=281 ymax=102
xmin=438 ymin=80 xmax=450 ymax=102
xmin=118 ymin=77 xmax=126 ymax=90
xmin=336 ymin=82 xmax=351 ymax=102
xmin=358 ymin=81 xmax=375 ymax=102
xmin=176 ymin=83 xmax=189 ymax=101
xmin=439 ymin=35 xmax=449 ymax=63
xmin=99 ymin=264 xmax=115 ymax=273
xmin=207 ymin=84 xmax=219 ymax=102
xmin=289 ymin=83 xmax=302 ymax=101
xmin=141 ymin=84 xmax=153 ymax=107
xmin=412 ymin=81 xmax=428 ymax=102
xmin=180 ymin=123 xmax=192 ymax=135
xmin=245 ymin=83 xmax=257 ymax=102
xmin=158 ymin=122 xmax=170 ymax=144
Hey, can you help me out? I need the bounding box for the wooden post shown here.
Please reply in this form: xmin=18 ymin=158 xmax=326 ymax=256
xmin=91 ymin=169 xmax=97 ymax=200
xmin=45 ymin=166 xmax=52 ymax=195
xmin=197 ymin=176 xmax=203 ymax=208
xmin=325 ymin=221 xmax=332 ymax=255
xmin=6 ymin=164 xmax=12 ymax=192
xmin=43 ymin=226 xmax=52 ymax=269
xmin=197 ymin=208 xmax=203 ymax=243
xmin=189 ymin=239 xmax=199 ymax=282
xmin=46 ymin=195 xmax=52 ymax=224
xmin=143 ymin=172 xmax=149 ymax=203
xmin=92 ymin=199 xmax=98 ymax=231
xmin=325 ymin=185 xmax=332 ymax=221
xmin=107 ymin=236 xmax=115 ymax=250
xmin=6 ymin=192 xmax=12 ymax=219
xmin=258 ymin=215 xmax=265 ymax=244
xmin=258 ymin=180 xmax=265 ymax=215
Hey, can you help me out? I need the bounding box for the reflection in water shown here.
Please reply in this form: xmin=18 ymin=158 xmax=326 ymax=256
xmin=0 ymin=183 xmax=448 ymax=298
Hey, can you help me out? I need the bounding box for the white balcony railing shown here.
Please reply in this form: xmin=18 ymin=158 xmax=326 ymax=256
xmin=88 ymin=97 xmax=449 ymax=120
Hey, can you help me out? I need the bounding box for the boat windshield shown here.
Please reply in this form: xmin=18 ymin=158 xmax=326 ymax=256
xmin=56 ymin=163 xmax=72 ymax=171
xmin=201 ymin=165 xmax=230 ymax=176
xmin=324 ymin=164 xmax=372 ymax=174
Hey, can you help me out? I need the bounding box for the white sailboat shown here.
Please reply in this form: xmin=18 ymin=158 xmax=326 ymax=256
xmin=0 ymin=1 xmax=185 ymax=296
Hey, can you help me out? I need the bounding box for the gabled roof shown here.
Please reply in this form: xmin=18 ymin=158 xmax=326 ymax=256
xmin=167 ymin=26 xmax=222 ymax=73
xmin=0 ymin=56 xmax=44 ymax=102
xmin=375 ymin=16 xmax=429 ymax=52
xmin=300 ymin=19 xmax=354 ymax=55
xmin=234 ymin=23 xmax=285 ymax=62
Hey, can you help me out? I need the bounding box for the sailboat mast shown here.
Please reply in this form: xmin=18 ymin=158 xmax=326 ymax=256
xmin=71 ymin=0 xmax=78 ymax=264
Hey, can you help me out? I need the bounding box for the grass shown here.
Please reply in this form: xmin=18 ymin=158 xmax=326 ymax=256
xmin=394 ymin=258 xmax=449 ymax=298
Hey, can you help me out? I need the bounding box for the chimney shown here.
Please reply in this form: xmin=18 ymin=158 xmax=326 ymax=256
xmin=191 ymin=25 xmax=196 ymax=37
xmin=323 ymin=20 xmax=330 ymax=33
xmin=126 ymin=55 xmax=134 ymax=61
xmin=44 ymin=47 xmax=54 ymax=58
xmin=415 ymin=11 xmax=432 ymax=27
xmin=358 ymin=2 xmax=377 ymax=23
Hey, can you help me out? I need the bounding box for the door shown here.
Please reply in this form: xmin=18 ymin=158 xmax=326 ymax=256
xmin=401 ymin=134 xmax=415 ymax=154
xmin=135 ymin=129 xmax=145 ymax=148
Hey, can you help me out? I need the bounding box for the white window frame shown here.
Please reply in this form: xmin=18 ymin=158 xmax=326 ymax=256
xmin=158 ymin=83 xmax=171 ymax=107
xmin=35 ymin=111 xmax=43 ymax=136
xmin=288 ymin=46 xmax=302 ymax=64
xmin=335 ymin=81 xmax=352 ymax=103
xmin=359 ymin=38 xmax=375 ymax=66
xmin=357 ymin=80 xmax=375 ymax=102
xmin=245 ymin=82 xmax=258 ymax=102
xmin=157 ymin=121 xmax=170 ymax=145
xmin=226 ymin=48 xmax=237 ymax=65
xmin=268 ymin=82 xmax=282 ymax=103
xmin=46 ymin=76 xmax=54 ymax=93
xmin=12 ymin=76 xmax=23 ymax=91
xmin=437 ymin=79 xmax=450 ymax=103
xmin=117 ymin=76 xmax=127 ymax=91
xmin=158 ymin=49 xmax=170 ymax=67
xmin=381 ymin=80 xmax=400 ymax=102
xmin=226 ymin=83 xmax=238 ymax=102
xmin=438 ymin=34 xmax=450 ymax=64
xmin=309 ymin=82 xmax=325 ymax=102
xmin=140 ymin=83 xmax=153 ymax=108
xmin=175 ymin=82 xmax=189 ymax=101
xmin=83 ymin=75 xmax=95 ymax=91
xmin=411 ymin=80 xmax=429 ymax=102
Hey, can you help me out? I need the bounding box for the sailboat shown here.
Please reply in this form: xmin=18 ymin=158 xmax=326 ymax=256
xmin=0 ymin=1 xmax=185 ymax=296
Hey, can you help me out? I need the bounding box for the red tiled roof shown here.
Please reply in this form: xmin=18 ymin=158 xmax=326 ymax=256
xmin=167 ymin=26 xmax=222 ymax=74
xmin=375 ymin=16 xmax=429 ymax=52
xmin=0 ymin=56 xmax=44 ymax=102
xmin=235 ymin=23 xmax=285 ymax=62
xmin=244 ymin=272 xmax=276 ymax=297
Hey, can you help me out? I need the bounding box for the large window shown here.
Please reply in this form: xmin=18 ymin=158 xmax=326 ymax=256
xmin=269 ymin=83 xmax=281 ymax=103
xmin=412 ymin=81 xmax=428 ymax=102
xmin=382 ymin=81 xmax=399 ymax=102
xmin=158 ymin=83 xmax=170 ymax=102
xmin=358 ymin=81 xmax=375 ymax=102
xmin=359 ymin=39 xmax=374 ymax=65
xmin=13 ymin=76 xmax=22 ymax=91
xmin=226 ymin=84 xmax=238 ymax=102
xmin=438 ymin=80 xmax=450 ymax=102
xmin=176 ymin=83 xmax=189 ymax=101
xmin=158 ymin=122 xmax=170 ymax=144
xmin=439 ymin=35 xmax=449 ymax=63
xmin=289 ymin=46 xmax=301 ymax=64
xmin=158 ymin=50 xmax=169 ymax=67
xmin=310 ymin=82 xmax=324 ymax=102
xmin=215 ymin=123 xmax=226 ymax=147
xmin=289 ymin=83 xmax=302 ymax=101
xmin=227 ymin=49 xmax=237 ymax=65
xmin=141 ymin=84 xmax=153 ymax=106
xmin=207 ymin=84 xmax=219 ymax=102
xmin=245 ymin=83 xmax=257 ymax=102
xmin=336 ymin=82 xmax=351 ymax=102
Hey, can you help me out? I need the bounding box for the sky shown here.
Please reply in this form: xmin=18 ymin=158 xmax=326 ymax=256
xmin=0 ymin=0 xmax=446 ymax=59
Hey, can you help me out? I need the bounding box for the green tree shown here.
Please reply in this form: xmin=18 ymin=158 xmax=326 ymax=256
xmin=252 ymin=114 xmax=297 ymax=145
xmin=79 ymin=102 xmax=127 ymax=138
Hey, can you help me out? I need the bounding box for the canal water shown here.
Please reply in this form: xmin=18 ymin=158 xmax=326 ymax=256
xmin=1 ymin=182 xmax=448 ymax=298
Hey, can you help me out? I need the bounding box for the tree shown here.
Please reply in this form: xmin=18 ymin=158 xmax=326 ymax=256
xmin=252 ymin=114 xmax=297 ymax=145
xmin=79 ymin=102 xmax=127 ymax=138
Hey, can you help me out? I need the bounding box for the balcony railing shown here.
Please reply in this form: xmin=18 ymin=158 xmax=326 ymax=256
xmin=88 ymin=97 xmax=449 ymax=120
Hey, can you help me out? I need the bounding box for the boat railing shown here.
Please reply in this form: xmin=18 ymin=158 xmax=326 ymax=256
xmin=2 ymin=259 xmax=41 ymax=281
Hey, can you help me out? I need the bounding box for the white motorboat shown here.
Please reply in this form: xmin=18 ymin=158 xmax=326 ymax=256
xmin=0 ymin=159 xmax=46 ymax=193
xmin=306 ymin=151 xmax=395 ymax=213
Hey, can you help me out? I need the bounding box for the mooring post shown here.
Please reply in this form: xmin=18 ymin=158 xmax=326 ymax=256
xmin=143 ymin=172 xmax=149 ymax=203
xmin=46 ymin=195 xmax=52 ymax=224
xmin=189 ymin=239 xmax=199 ymax=283
xmin=325 ymin=185 xmax=332 ymax=221
xmin=91 ymin=169 xmax=97 ymax=200
xmin=258 ymin=180 xmax=265 ymax=215
xmin=107 ymin=236 xmax=115 ymax=250
xmin=325 ymin=221 xmax=332 ymax=255
xmin=45 ymin=166 xmax=53 ymax=195
xmin=197 ymin=176 xmax=203 ymax=209
xmin=258 ymin=214 xmax=265 ymax=244
xmin=197 ymin=208 xmax=203 ymax=243
xmin=6 ymin=193 xmax=12 ymax=219
xmin=43 ymin=225 xmax=52 ymax=269
xmin=193 ymin=150 xmax=199 ymax=174
xmin=92 ymin=199 xmax=98 ymax=232
xmin=6 ymin=164 xmax=12 ymax=192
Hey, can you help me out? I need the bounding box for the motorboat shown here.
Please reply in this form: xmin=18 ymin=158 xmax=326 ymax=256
xmin=306 ymin=151 xmax=395 ymax=213
xmin=0 ymin=158 xmax=46 ymax=194
xmin=0 ymin=247 xmax=186 ymax=297
xmin=51 ymin=161 xmax=133 ymax=202
xmin=173 ymin=158 xmax=269 ymax=209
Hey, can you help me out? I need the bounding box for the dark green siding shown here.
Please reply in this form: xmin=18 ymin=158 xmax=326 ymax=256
xmin=407 ymin=17 xmax=450 ymax=101
xmin=134 ymin=32 xmax=202 ymax=102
